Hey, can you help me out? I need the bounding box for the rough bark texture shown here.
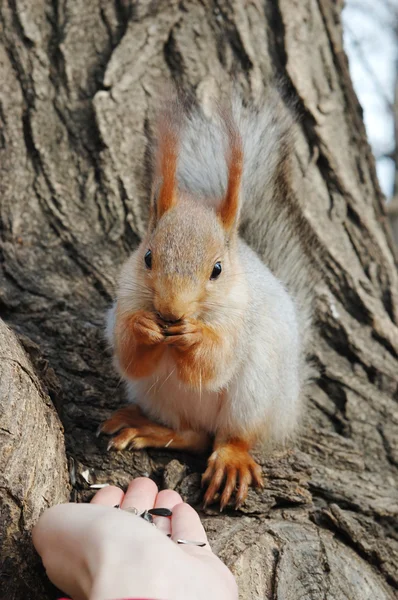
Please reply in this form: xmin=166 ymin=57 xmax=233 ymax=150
xmin=0 ymin=1 xmax=398 ymax=598
xmin=387 ymin=61 xmax=398 ymax=245
xmin=0 ymin=321 xmax=69 ymax=599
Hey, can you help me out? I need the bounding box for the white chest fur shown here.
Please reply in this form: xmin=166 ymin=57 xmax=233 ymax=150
xmin=126 ymin=349 xmax=223 ymax=433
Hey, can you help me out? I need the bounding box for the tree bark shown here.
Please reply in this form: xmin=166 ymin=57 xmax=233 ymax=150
xmin=1 ymin=1 xmax=398 ymax=598
xmin=387 ymin=57 xmax=398 ymax=244
xmin=0 ymin=321 xmax=69 ymax=599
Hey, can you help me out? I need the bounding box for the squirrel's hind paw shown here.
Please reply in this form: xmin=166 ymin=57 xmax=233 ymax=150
xmin=97 ymin=405 xmax=149 ymax=437
xmin=202 ymin=443 xmax=264 ymax=510
xmin=106 ymin=427 xmax=155 ymax=451
xmin=98 ymin=405 xmax=162 ymax=450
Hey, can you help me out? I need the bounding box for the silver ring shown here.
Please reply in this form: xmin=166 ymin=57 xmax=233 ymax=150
xmin=140 ymin=509 xmax=155 ymax=524
xmin=116 ymin=506 xmax=172 ymax=519
xmin=122 ymin=507 xmax=139 ymax=515
xmin=176 ymin=539 xmax=206 ymax=547
xmin=120 ymin=507 xmax=154 ymax=525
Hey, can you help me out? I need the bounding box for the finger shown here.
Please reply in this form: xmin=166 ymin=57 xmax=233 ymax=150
xmin=120 ymin=477 xmax=158 ymax=512
xmin=171 ymin=502 xmax=211 ymax=553
xmin=152 ymin=489 xmax=183 ymax=535
xmin=90 ymin=485 xmax=124 ymax=507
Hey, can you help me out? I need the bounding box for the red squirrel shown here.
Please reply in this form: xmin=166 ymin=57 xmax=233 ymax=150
xmin=98 ymin=89 xmax=315 ymax=509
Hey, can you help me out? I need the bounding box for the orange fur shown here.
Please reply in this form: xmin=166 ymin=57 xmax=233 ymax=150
xmin=218 ymin=118 xmax=243 ymax=232
xmin=202 ymin=434 xmax=264 ymax=510
xmin=156 ymin=119 xmax=178 ymax=219
xmin=115 ymin=309 xmax=166 ymax=379
xmin=164 ymin=318 xmax=221 ymax=386
xmin=100 ymin=405 xmax=210 ymax=453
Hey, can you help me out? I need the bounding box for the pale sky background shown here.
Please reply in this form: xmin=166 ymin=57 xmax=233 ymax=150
xmin=343 ymin=0 xmax=398 ymax=198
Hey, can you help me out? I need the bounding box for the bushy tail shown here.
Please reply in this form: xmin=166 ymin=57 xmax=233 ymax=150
xmin=155 ymin=86 xmax=318 ymax=386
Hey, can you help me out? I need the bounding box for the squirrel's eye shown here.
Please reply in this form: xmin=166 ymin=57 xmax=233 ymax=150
xmin=210 ymin=262 xmax=222 ymax=280
xmin=144 ymin=250 xmax=152 ymax=269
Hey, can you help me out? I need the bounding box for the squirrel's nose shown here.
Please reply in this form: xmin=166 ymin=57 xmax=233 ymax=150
xmin=156 ymin=310 xmax=182 ymax=324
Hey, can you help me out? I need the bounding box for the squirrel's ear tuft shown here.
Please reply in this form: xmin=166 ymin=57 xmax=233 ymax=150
xmin=217 ymin=112 xmax=243 ymax=233
xmin=150 ymin=111 xmax=180 ymax=225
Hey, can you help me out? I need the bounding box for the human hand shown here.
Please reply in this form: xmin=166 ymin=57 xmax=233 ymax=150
xmin=32 ymin=477 xmax=238 ymax=600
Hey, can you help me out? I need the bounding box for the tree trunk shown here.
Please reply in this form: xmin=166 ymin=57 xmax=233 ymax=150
xmin=1 ymin=1 xmax=398 ymax=598
xmin=387 ymin=58 xmax=398 ymax=244
xmin=0 ymin=322 xmax=69 ymax=599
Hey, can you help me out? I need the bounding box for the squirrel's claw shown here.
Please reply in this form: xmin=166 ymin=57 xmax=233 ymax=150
xmin=220 ymin=469 xmax=237 ymax=511
xmin=107 ymin=439 xmax=116 ymax=451
xmin=202 ymin=465 xmax=225 ymax=508
xmin=106 ymin=428 xmax=141 ymax=451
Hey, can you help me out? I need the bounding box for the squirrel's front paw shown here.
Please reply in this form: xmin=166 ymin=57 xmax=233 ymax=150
xmin=163 ymin=318 xmax=203 ymax=349
xmin=129 ymin=310 xmax=164 ymax=345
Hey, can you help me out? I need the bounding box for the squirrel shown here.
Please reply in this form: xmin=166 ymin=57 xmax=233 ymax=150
xmin=98 ymin=86 xmax=316 ymax=510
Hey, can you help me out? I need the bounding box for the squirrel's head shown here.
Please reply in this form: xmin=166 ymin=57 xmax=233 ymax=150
xmin=136 ymin=107 xmax=244 ymax=323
